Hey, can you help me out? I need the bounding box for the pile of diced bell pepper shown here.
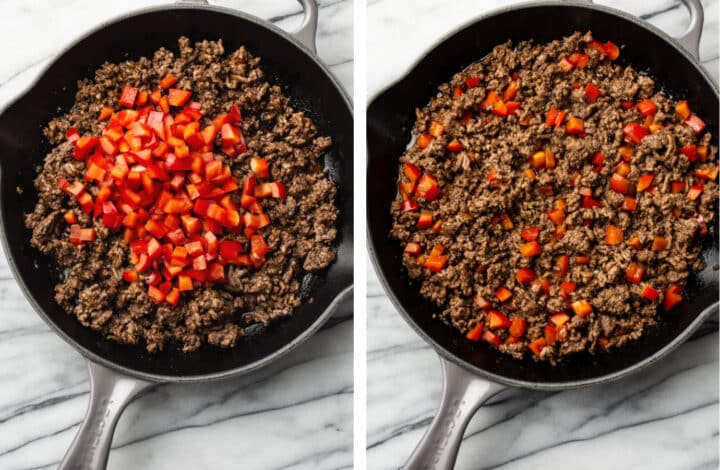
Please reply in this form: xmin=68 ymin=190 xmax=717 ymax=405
xmin=58 ymin=75 xmax=286 ymax=306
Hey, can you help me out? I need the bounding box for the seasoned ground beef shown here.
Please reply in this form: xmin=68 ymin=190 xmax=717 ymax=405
xmin=390 ymin=32 xmax=717 ymax=363
xmin=25 ymin=37 xmax=338 ymax=352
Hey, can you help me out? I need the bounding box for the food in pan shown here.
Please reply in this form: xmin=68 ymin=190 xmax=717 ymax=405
xmin=26 ymin=37 xmax=339 ymax=352
xmin=390 ymin=32 xmax=717 ymax=363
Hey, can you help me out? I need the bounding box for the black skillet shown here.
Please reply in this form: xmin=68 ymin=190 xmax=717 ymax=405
xmin=0 ymin=0 xmax=353 ymax=468
xmin=367 ymin=0 xmax=718 ymax=468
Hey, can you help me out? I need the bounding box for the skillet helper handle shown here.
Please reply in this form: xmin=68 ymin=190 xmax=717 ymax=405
xmin=175 ymin=0 xmax=319 ymax=54
xmin=674 ymin=0 xmax=704 ymax=60
xmin=405 ymin=356 xmax=505 ymax=470
xmin=579 ymin=0 xmax=704 ymax=59
xmin=59 ymin=361 xmax=153 ymax=470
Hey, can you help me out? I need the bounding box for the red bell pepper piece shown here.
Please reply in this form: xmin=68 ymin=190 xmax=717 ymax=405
xmin=416 ymin=174 xmax=441 ymax=202
xmin=119 ymin=86 xmax=138 ymax=108
xmin=623 ymin=122 xmax=649 ymax=144
xmin=636 ymin=99 xmax=657 ymax=116
xmin=584 ymin=83 xmax=601 ymax=103
xmin=684 ymin=114 xmax=706 ymax=134
xmin=516 ymin=268 xmax=535 ymax=284
xmin=167 ymin=88 xmax=192 ymax=107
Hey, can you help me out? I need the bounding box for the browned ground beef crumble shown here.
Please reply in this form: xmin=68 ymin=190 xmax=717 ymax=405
xmin=390 ymin=32 xmax=717 ymax=363
xmin=25 ymin=38 xmax=339 ymax=352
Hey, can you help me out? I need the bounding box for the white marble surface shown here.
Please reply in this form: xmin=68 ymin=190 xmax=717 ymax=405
xmin=0 ymin=1 xmax=353 ymax=469
xmin=367 ymin=1 xmax=719 ymax=469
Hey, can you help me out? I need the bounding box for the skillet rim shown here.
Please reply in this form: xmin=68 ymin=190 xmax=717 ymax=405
xmin=367 ymin=0 xmax=719 ymax=390
xmin=0 ymin=2 xmax=354 ymax=384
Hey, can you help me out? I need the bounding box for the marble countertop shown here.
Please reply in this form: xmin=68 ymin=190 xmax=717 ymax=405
xmin=0 ymin=1 xmax=352 ymax=469
xmin=367 ymin=1 xmax=719 ymax=469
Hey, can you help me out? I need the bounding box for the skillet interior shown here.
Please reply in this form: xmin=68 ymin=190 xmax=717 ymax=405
xmin=367 ymin=3 xmax=718 ymax=387
xmin=0 ymin=6 xmax=353 ymax=380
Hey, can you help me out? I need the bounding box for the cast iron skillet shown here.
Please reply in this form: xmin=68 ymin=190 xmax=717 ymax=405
xmin=367 ymin=0 xmax=717 ymax=468
xmin=0 ymin=0 xmax=353 ymax=468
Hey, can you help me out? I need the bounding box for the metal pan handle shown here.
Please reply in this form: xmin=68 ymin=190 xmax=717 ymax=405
xmin=176 ymin=0 xmax=319 ymax=53
xmin=674 ymin=0 xmax=704 ymax=59
xmin=59 ymin=361 xmax=153 ymax=470
xmin=578 ymin=0 xmax=704 ymax=59
xmin=404 ymin=355 xmax=506 ymax=470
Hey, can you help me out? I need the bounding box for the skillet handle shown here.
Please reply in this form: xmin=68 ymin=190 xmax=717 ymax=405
xmin=59 ymin=361 xmax=154 ymax=470
xmin=291 ymin=0 xmax=320 ymax=54
xmin=404 ymin=355 xmax=506 ymax=470
xmin=674 ymin=0 xmax=704 ymax=59
xmin=176 ymin=0 xmax=319 ymax=54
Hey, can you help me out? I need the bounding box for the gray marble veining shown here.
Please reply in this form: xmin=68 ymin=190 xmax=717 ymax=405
xmin=0 ymin=1 xmax=353 ymax=469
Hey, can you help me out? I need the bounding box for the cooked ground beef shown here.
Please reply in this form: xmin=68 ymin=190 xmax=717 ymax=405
xmin=25 ymin=37 xmax=338 ymax=352
xmin=390 ymin=32 xmax=717 ymax=363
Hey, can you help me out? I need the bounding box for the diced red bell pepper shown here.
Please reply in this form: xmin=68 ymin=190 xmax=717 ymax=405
xmin=640 ymin=284 xmax=659 ymax=301
xmin=604 ymin=41 xmax=620 ymax=60
xmin=168 ymin=88 xmax=192 ymax=107
xmin=68 ymin=224 xmax=96 ymax=245
xmin=584 ymin=83 xmax=601 ymax=103
xmin=479 ymin=91 xmax=501 ymax=112
xmin=416 ymin=133 xmax=433 ymax=149
xmin=509 ymin=317 xmax=526 ymax=338
xmin=605 ymin=225 xmax=623 ymax=245
xmin=416 ymin=174 xmax=441 ymax=202
xmin=675 ymin=100 xmax=691 ymax=119
xmin=565 ymin=117 xmax=584 ymax=135
xmin=694 ymin=166 xmax=719 ymax=181
xmin=446 ymin=139 xmax=463 ymax=152
xmin=403 ymin=162 xmax=422 ymax=182
xmin=495 ymin=287 xmax=512 ymax=303
xmin=582 ymin=196 xmax=602 ymax=209
xmin=625 ymin=262 xmax=645 ymax=284
xmin=473 ymin=294 xmax=491 ymax=310
xmin=428 ymin=121 xmax=444 ymax=138
xmin=465 ymin=76 xmax=481 ymax=89
xmin=160 ymin=74 xmax=178 ymax=90
xmin=404 ymin=242 xmax=422 ymax=256
xmin=546 ymin=208 xmax=565 ymax=226
xmin=528 ymin=338 xmax=546 ymax=357
xmin=488 ymin=310 xmax=511 ymax=329
xmin=544 ymin=324 xmax=558 ymax=346
xmin=73 ymin=136 xmax=99 ymax=160
xmin=684 ymin=114 xmax=706 ymax=134
xmin=623 ymin=122 xmax=649 ymax=144
xmin=423 ymin=254 xmax=448 ymax=273
xmin=417 ymin=211 xmax=433 ymax=229
xmin=558 ymin=57 xmax=574 ymax=73
xmin=550 ymin=312 xmax=570 ymax=328
xmin=610 ymin=173 xmax=630 ymax=194
xmin=147 ymin=285 xmax=166 ymax=303
xmin=553 ymin=255 xmax=569 ymax=278
xmin=636 ymin=174 xmax=654 ymax=192
xmin=119 ymin=86 xmax=138 ymax=108
xmin=516 ymin=268 xmax=535 ymax=284
xmin=519 ymin=241 xmax=541 ymax=257
xmin=636 ymin=99 xmax=657 ymax=116
xmin=663 ymin=285 xmax=683 ymax=311
xmin=466 ymin=323 xmax=483 ymax=341
xmin=482 ymin=329 xmax=501 ymax=348
xmin=520 ymin=226 xmax=540 ymax=241
xmin=621 ymin=196 xmax=637 ymax=212
xmin=571 ymin=300 xmax=593 ymax=317
xmin=686 ymin=183 xmax=703 ymax=201
xmin=651 ymin=236 xmax=669 ymax=251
